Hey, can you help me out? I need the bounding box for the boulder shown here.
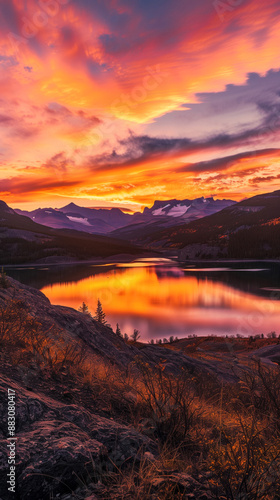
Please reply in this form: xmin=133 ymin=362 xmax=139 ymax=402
xmin=0 ymin=374 xmax=155 ymax=500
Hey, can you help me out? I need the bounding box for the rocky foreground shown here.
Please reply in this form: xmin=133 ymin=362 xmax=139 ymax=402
xmin=0 ymin=277 xmax=280 ymax=499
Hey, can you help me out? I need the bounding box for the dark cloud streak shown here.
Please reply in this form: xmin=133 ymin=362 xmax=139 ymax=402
xmin=179 ymin=148 xmax=280 ymax=174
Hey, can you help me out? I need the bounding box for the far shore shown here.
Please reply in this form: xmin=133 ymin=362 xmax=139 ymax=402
xmin=2 ymin=254 xmax=280 ymax=269
xmin=2 ymin=253 xmax=156 ymax=269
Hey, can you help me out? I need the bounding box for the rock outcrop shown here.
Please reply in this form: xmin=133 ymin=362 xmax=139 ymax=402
xmin=0 ymin=374 xmax=155 ymax=500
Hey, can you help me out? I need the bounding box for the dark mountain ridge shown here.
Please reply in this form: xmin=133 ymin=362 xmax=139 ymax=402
xmin=143 ymin=189 xmax=280 ymax=259
xmin=0 ymin=201 xmax=144 ymax=265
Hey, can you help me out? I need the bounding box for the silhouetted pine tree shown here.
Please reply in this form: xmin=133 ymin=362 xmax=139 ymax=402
xmin=94 ymin=299 xmax=107 ymax=324
xmin=0 ymin=267 xmax=8 ymax=289
xmin=78 ymin=302 xmax=92 ymax=316
xmin=116 ymin=323 xmax=122 ymax=336
xmin=131 ymin=329 xmax=140 ymax=342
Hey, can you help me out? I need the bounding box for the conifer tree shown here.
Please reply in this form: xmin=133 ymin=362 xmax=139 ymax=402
xmin=78 ymin=302 xmax=92 ymax=316
xmin=116 ymin=323 xmax=122 ymax=336
xmin=94 ymin=299 xmax=107 ymax=325
xmin=0 ymin=267 xmax=8 ymax=289
xmin=131 ymin=329 xmax=140 ymax=342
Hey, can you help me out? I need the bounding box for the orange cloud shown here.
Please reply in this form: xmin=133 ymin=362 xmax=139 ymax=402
xmin=0 ymin=0 xmax=280 ymax=208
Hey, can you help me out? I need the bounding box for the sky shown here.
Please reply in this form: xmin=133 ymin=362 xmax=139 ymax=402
xmin=0 ymin=0 xmax=280 ymax=211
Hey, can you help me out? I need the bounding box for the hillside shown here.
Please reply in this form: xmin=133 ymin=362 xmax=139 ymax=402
xmin=0 ymin=276 xmax=280 ymax=499
xmin=0 ymin=201 xmax=144 ymax=264
xmin=133 ymin=190 xmax=280 ymax=259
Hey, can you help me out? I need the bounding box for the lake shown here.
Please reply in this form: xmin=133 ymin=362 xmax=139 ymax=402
xmin=6 ymin=258 xmax=280 ymax=342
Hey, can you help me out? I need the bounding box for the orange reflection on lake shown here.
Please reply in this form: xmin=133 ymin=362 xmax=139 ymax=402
xmin=41 ymin=265 xmax=280 ymax=341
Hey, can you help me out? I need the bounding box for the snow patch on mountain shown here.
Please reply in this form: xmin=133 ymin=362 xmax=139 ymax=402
xmin=67 ymin=216 xmax=91 ymax=226
xmin=168 ymin=204 xmax=191 ymax=217
xmin=152 ymin=204 xmax=171 ymax=216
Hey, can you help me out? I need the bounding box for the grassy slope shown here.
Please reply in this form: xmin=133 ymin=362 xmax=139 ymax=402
xmin=1 ymin=277 xmax=280 ymax=499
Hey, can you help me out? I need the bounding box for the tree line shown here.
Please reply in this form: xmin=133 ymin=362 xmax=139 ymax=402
xmin=78 ymin=299 xmax=141 ymax=342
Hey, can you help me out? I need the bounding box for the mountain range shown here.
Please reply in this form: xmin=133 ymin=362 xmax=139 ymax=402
xmin=1 ymin=190 xmax=280 ymax=263
xmin=15 ymin=197 xmax=235 ymax=236
xmin=142 ymin=190 xmax=280 ymax=259
xmin=0 ymin=201 xmax=143 ymax=265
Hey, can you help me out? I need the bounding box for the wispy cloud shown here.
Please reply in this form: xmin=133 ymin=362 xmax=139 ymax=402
xmin=0 ymin=0 xmax=280 ymax=207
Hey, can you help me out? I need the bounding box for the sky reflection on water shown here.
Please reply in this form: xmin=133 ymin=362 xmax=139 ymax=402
xmin=40 ymin=262 xmax=280 ymax=341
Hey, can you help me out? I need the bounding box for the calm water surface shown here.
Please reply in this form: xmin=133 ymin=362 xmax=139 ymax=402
xmin=6 ymin=258 xmax=280 ymax=341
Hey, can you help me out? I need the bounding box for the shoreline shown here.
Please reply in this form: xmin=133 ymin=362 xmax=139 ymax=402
xmin=2 ymin=253 xmax=153 ymax=269
xmin=3 ymin=256 xmax=280 ymax=269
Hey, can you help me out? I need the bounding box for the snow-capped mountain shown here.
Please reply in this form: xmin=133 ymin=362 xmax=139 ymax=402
xmin=14 ymin=197 xmax=236 ymax=236
xmin=15 ymin=206 xmax=131 ymax=234
xmin=144 ymin=197 xmax=235 ymax=219
xmin=144 ymin=189 xmax=280 ymax=259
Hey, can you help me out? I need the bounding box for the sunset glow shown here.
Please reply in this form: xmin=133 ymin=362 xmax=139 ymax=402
xmin=1 ymin=0 xmax=280 ymax=209
xmin=41 ymin=265 xmax=280 ymax=340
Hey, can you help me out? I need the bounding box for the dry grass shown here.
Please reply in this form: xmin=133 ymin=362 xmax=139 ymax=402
xmin=76 ymin=356 xmax=280 ymax=499
xmin=0 ymin=300 xmax=89 ymax=379
xmin=1 ymin=300 xmax=280 ymax=498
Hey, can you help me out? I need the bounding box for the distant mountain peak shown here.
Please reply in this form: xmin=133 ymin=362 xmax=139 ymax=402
xmin=61 ymin=202 xmax=80 ymax=210
xmin=0 ymin=200 xmax=15 ymax=215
